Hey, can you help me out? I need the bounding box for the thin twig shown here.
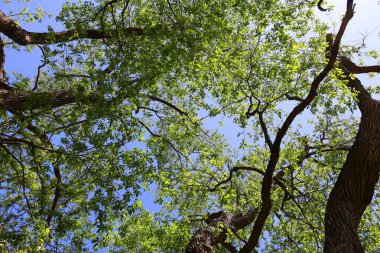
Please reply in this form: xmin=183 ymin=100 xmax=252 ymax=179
xmin=32 ymin=46 xmax=47 ymax=91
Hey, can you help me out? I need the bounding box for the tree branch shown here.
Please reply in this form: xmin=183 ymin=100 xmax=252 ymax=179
xmin=208 ymin=166 xmax=264 ymax=192
xmin=0 ymin=10 xmax=143 ymax=45
xmin=148 ymin=95 xmax=188 ymax=116
xmin=137 ymin=119 xmax=188 ymax=160
xmin=240 ymin=1 xmax=355 ymax=251
xmin=340 ymin=56 xmax=380 ymax=74
xmin=221 ymin=241 xmax=238 ymax=253
xmin=258 ymin=112 xmax=273 ymax=149
xmin=187 ymin=169 xmax=284 ymax=252
xmin=339 ymin=57 xmax=373 ymax=109
xmin=0 ymin=91 xmax=76 ymax=111
xmin=186 ymin=208 xmax=259 ymax=253
xmin=46 ymin=165 xmax=62 ymax=227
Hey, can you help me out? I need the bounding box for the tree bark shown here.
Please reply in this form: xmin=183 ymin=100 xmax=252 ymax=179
xmin=0 ymin=10 xmax=143 ymax=45
xmin=185 ymin=209 xmax=258 ymax=253
xmin=324 ymin=65 xmax=380 ymax=252
xmin=0 ymin=90 xmax=76 ymax=111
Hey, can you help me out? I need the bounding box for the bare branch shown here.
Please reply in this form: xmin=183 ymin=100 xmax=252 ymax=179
xmin=221 ymin=241 xmax=238 ymax=253
xmin=48 ymin=120 xmax=87 ymax=133
xmin=148 ymin=95 xmax=188 ymax=116
xmin=285 ymin=94 xmax=304 ymax=102
xmin=32 ymin=46 xmax=47 ymax=91
xmin=208 ymin=166 xmax=264 ymax=192
xmin=137 ymin=119 xmax=188 ymax=159
xmin=339 ymin=58 xmax=373 ymax=108
xmin=0 ymin=135 xmax=65 ymax=154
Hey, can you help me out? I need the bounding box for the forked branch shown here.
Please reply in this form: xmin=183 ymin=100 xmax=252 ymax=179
xmin=240 ymin=1 xmax=355 ymax=251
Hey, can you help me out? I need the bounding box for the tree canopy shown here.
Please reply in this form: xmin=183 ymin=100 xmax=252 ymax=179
xmin=0 ymin=0 xmax=379 ymax=252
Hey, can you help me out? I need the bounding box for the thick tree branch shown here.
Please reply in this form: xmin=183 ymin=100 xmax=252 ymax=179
xmin=0 ymin=38 xmax=6 ymax=81
xmin=285 ymin=94 xmax=304 ymax=102
xmin=0 ymin=91 xmax=76 ymax=111
xmin=186 ymin=208 xmax=259 ymax=253
xmin=339 ymin=57 xmax=380 ymax=74
xmin=323 ymin=79 xmax=380 ymax=252
xmin=339 ymin=57 xmax=373 ymax=109
xmin=221 ymin=241 xmax=238 ymax=253
xmin=240 ymin=2 xmax=355 ymax=252
xmin=0 ymin=10 xmax=143 ymax=45
xmin=323 ymin=24 xmax=380 ymax=252
xmin=187 ymin=170 xmax=284 ymax=253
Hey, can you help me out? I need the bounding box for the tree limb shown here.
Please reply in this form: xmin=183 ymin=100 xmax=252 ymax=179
xmin=240 ymin=1 xmax=355 ymax=251
xmin=317 ymin=0 xmax=327 ymax=11
xmin=258 ymin=111 xmax=273 ymax=149
xmin=208 ymin=166 xmax=264 ymax=192
xmin=185 ymin=208 xmax=259 ymax=253
xmin=148 ymin=95 xmax=189 ymax=116
xmin=0 ymin=91 xmax=76 ymax=111
xmin=340 ymin=56 xmax=380 ymax=74
xmin=0 ymin=10 xmax=143 ymax=45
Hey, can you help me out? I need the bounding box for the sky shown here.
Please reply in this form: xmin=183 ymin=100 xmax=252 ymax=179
xmin=319 ymin=0 xmax=380 ymax=90
xmin=1 ymin=0 xmax=380 ymax=251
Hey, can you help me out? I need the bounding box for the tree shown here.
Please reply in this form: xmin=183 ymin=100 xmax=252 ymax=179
xmin=0 ymin=0 xmax=379 ymax=252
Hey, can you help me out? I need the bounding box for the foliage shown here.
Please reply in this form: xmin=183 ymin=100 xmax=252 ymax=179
xmin=0 ymin=0 xmax=379 ymax=252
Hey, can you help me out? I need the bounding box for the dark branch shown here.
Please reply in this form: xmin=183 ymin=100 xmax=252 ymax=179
xmin=285 ymin=94 xmax=304 ymax=102
xmin=148 ymin=95 xmax=188 ymax=116
xmin=32 ymin=46 xmax=47 ymax=91
xmin=221 ymin=241 xmax=238 ymax=253
xmin=340 ymin=56 xmax=380 ymax=74
xmin=0 ymin=10 xmax=143 ymax=45
xmin=46 ymin=165 xmax=62 ymax=227
xmin=0 ymin=91 xmax=76 ymax=111
xmin=186 ymin=208 xmax=259 ymax=253
xmin=240 ymin=1 xmax=355 ymax=251
xmin=258 ymin=112 xmax=273 ymax=148
xmin=339 ymin=56 xmax=373 ymax=109
xmin=208 ymin=166 xmax=264 ymax=192
xmin=317 ymin=0 xmax=327 ymax=11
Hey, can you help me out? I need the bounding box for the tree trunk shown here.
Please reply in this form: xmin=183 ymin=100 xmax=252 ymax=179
xmin=324 ymin=75 xmax=380 ymax=252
